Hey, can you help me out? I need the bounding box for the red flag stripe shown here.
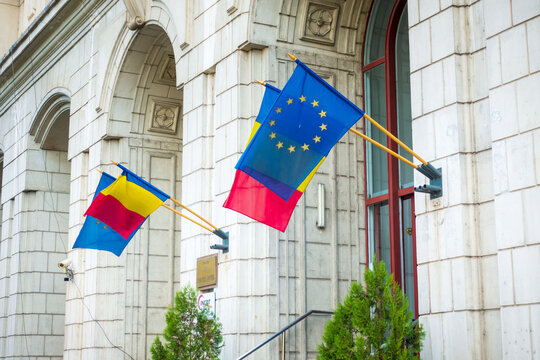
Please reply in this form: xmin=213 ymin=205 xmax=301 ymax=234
xmin=85 ymin=193 xmax=146 ymax=239
xmin=223 ymin=170 xmax=302 ymax=232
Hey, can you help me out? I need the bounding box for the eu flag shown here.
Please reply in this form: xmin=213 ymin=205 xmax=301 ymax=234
xmin=235 ymin=59 xmax=365 ymax=200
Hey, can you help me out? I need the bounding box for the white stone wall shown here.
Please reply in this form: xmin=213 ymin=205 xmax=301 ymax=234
xmin=410 ymin=0 xmax=540 ymax=358
xmin=3 ymin=0 xmax=538 ymax=359
xmin=484 ymin=0 xmax=540 ymax=358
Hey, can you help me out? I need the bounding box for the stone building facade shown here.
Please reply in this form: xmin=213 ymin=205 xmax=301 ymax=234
xmin=0 ymin=0 xmax=538 ymax=359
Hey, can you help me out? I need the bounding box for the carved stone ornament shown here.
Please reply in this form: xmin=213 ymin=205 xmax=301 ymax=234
xmin=123 ymin=0 xmax=150 ymax=30
xmin=148 ymin=99 xmax=180 ymax=134
xmin=301 ymin=2 xmax=340 ymax=45
xmin=154 ymin=54 xmax=176 ymax=85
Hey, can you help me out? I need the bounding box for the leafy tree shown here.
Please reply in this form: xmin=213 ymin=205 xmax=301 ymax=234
xmin=318 ymin=258 xmax=424 ymax=359
xmin=150 ymin=286 xmax=224 ymax=360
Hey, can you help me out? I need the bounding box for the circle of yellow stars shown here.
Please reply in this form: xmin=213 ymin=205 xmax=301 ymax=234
xmin=266 ymin=94 xmax=328 ymax=154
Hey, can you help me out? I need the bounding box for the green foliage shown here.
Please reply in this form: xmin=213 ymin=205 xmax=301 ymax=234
xmin=318 ymin=259 xmax=424 ymax=359
xmin=150 ymin=286 xmax=224 ymax=360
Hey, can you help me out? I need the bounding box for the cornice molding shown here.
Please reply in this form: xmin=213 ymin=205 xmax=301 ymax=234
xmin=0 ymin=0 xmax=117 ymax=116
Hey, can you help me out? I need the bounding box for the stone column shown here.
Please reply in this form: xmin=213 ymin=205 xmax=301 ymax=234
xmin=409 ymin=0 xmax=496 ymax=357
xmin=484 ymin=0 xmax=540 ymax=358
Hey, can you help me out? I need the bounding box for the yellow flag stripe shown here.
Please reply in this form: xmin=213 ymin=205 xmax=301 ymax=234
xmin=298 ymin=157 xmax=325 ymax=192
xmin=246 ymin=121 xmax=261 ymax=147
xmin=101 ymin=175 xmax=164 ymax=217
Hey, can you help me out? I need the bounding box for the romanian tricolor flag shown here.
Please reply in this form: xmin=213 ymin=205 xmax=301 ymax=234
xmin=73 ymin=164 xmax=169 ymax=256
xmin=224 ymin=84 xmax=323 ymax=232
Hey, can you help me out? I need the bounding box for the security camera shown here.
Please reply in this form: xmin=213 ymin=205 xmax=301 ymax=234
xmin=58 ymin=258 xmax=72 ymax=269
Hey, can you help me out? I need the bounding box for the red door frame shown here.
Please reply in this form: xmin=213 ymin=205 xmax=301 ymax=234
xmin=362 ymin=0 xmax=418 ymax=317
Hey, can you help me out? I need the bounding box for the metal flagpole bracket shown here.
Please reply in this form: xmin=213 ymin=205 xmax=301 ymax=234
xmin=415 ymin=164 xmax=443 ymax=199
xmin=210 ymin=229 xmax=229 ymax=253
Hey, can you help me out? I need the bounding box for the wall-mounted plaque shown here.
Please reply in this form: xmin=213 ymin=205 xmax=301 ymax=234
xmin=196 ymin=254 xmax=218 ymax=290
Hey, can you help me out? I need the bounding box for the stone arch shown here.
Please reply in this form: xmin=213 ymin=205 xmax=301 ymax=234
xmin=30 ymin=88 xmax=71 ymax=151
xmin=19 ymin=88 xmax=72 ymax=359
xmin=106 ymin=22 xmax=183 ymax=358
xmin=98 ymin=1 xmax=180 ymax=119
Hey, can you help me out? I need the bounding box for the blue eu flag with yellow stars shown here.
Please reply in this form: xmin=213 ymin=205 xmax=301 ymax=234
xmin=235 ymin=59 xmax=365 ymax=201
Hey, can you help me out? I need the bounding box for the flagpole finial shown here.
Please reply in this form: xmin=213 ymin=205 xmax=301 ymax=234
xmin=256 ymin=79 xmax=266 ymax=86
xmin=111 ymin=160 xmax=119 ymax=165
xmin=97 ymin=169 xmax=103 ymax=173
xmin=287 ymin=53 xmax=297 ymax=61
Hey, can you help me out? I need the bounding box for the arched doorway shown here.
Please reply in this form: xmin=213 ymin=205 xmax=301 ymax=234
xmin=107 ymin=24 xmax=183 ymax=358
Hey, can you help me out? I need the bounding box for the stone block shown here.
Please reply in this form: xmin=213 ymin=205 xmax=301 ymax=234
xmin=409 ymin=21 xmax=431 ymax=72
xmin=410 ymin=70 xmax=423 ymax=119
xmin=506 ymin=133 xmax=535 ymax=191
xmin=528 ymin=17 xmax=540 ymax=73
xmin=531 ymin=304 xmax=540 ymax=359
xmin=408 ymin=0 xmax=420 ymax=26
xmin=500 ymin=25 xmax=529 ymax=83
xmin=482 ymin=309 xmax=503 ymax=360
xmin=439 ymin=205 xmax=475 ymax=258
xmin=422 ymin=62 xmax=444 ymax=113
xmin=417 ymin=263 xmax=430 ymax=314
xmin=497 ymin=249 xmax=514 ymax=305
xmin=522 ymin=187 xmax=540 ymax=244
xmin=512 ymin=0 xmax=540 ymax=24
xmin=491 ymin=140 xmax=509 ymax=194
xmin=46 ymin=293 xmax=67 ymax=315
xmin=418 ymin=0 xmax=439 ymax=21
xmin=484 ymin=0 xmax=512 ymax=37
xmin=452 ymin=257 xmax=481 ymax=310
xmin=431 ymin=8 xmax=455 ymax=62
xmin=433 ymin=104 xmax=460 ymax=158
xmin=486 ymin=37 xmax=502 ymax=89
xmin=44 ymin=335 xmax=63 ymax=356
xmin=495 ymin=191 xmax=524 ymax=249
xmin=500 ymin=305 xmax=532 ymax=358
xmin=429 ymin=259 xmax=453 ymax=312
xmin=481 ymin=255 xmax=500 ymax=309
xmin=512 ymin=245 xmax=540 ymax=304
xmin=516 ymin=73 xmax=540 ymax=133
xmin=476 ymin=150 xmax=494 ymax=203
xmin=420 ymin=313 xmax=443 ymax=359
xmin=489 ymin=82 xmax=518 ymax=141
xmin=472 ymin=99 xmax=491 ymax=152
xmin=442 ymin=311 xmax=480 ymax=358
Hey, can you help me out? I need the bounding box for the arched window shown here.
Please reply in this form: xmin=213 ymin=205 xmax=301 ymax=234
xmin=364 ymin=0 xmax=417 ymax=317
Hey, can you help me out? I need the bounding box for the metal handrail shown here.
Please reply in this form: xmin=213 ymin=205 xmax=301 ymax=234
xmin=236 ymin=310 xmax=334 ymax=360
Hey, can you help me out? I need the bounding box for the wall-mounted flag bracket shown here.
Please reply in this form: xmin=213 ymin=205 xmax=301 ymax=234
xmin=210 ymin=229 xmax=229 ymax=253
xmin=414 ymin=167 xmax=442 ymax=199
xmin=416 ymin=163 xmax=442 ymax=180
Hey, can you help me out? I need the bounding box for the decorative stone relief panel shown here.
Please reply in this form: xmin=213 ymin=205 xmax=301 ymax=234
xmin=301 ymin=1 xmax=340 ymax=45
xmin=146 ymin=97 xmax=180 ymax=135
xmin=154 ymin=54 xmax=176 ymax=85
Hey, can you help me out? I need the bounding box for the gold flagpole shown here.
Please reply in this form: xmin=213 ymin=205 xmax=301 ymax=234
xmin=108 ymin=163 xmax=222 ymax=233
xmin=348 ymin=128 xmax=417 ymax=169
xmin=168 ymin=198 xmax=219 ymax=231
xmin=161 ymin=203 xmax=215 ymax=234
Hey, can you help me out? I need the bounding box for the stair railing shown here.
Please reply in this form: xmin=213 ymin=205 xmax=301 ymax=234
xmin=236 ymin=309 xmax=334 ymax=360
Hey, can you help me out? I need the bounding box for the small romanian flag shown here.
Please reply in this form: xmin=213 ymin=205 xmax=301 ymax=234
xmin=73 ymin=164 xmax=169 ymax=256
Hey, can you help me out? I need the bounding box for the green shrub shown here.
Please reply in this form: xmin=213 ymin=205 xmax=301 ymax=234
xmin=318 ymin=259 xmax=424 ymax=359
xmin=150 ymin=286 xmax=224 ymax=360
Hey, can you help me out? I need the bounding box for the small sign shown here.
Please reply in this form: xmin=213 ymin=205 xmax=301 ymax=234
xmin=197 ymin=292 xmax=216 ymax=314
xmin=196 ymin=254 xmax=218 ymax=290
